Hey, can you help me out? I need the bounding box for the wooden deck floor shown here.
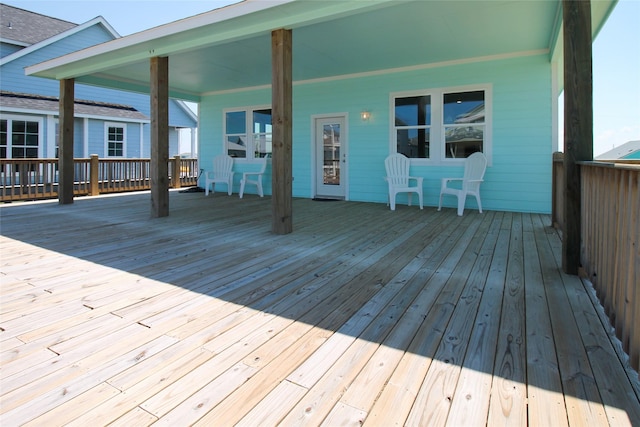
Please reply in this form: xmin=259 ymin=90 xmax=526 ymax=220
xmin=1 ymin=191 xmax=639 ymax=426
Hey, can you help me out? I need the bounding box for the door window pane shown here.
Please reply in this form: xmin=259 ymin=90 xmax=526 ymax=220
xmin=323 ymin=124 xmax=340 ymax=185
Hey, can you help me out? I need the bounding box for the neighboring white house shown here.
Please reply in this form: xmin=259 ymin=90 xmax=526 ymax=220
xmin=0 ymin=3 xmax=197 ymax=160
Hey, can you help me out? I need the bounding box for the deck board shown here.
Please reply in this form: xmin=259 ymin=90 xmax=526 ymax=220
xmin=1 ymin=191 xmax=639 ymax=426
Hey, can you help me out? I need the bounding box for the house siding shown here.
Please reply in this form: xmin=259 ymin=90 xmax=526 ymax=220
xmin=0 ymin=43 xmax=22 ymax=58
xmin=200 ymin=54 xmax=552 ymax=213
xmin=0 ymin=25 xmax=114 ymax=97
xmin=1 ymin=18 xmax=196 ymax=161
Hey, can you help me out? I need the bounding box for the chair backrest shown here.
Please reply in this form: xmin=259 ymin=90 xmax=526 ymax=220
xmin=212 ymin=154 xmax=233 ymax=179
xmin=385 ymin=153 xmax=411 ymax=186
xmin=462 ymin=152 xmax=487 ymax=191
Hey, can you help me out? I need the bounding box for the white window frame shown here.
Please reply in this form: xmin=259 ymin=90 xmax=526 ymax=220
xmin=390 ymin=84 xmax=492 ymax=166
xmin=104 ymin=122 xmax=127 ymax=157
xmin=223 ymin=105 xmax=272 ymax=162
xmin=0 ymin=114 xmax=44 ymax=158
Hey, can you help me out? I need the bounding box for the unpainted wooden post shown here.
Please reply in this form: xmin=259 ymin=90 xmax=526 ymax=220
xmin=89 ymin=154 xmax=99 ymax=196
xmin=551 ymin=152 xmax=564 ymax=229
xmin=58 ymin=78 xmax=75 ymax=204
xmin=150 ymin=56 xmax=170 ymax=217
xmin=271 ymin=28 xmax=293 ymax=235
xmin=172 ymin=155 xmax=182 ymax=189
xmin=562 ymin=0 xmax=593 ymax=274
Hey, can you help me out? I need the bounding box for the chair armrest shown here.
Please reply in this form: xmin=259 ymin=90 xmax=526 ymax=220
xmin=408 ymin=176 xmax=423 ymax=185
xmin=441 ymin=177 xmax=463 ymax=184
xmin=243 ymin=171 xmax=263 ymax=179
xmin=440 ymin=177 xmax=462 ymax=189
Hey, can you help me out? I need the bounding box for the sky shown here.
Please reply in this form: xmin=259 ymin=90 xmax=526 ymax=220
xmin=4 ymin=0 xmax=639 ymax=157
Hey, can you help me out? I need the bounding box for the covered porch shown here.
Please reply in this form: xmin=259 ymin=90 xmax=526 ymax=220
xmin=1 ymin=191 xmax=638 ymax=426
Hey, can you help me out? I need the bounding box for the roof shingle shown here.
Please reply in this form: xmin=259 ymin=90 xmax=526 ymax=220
xmin=0 ymin=3 xmax=77 ymax=46
xmin=0 ymin=91 xmax=149 ymax=121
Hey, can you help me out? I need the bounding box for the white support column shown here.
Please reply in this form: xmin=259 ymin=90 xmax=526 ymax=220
xmin=83 ymin=117 xmax=89 ymax=157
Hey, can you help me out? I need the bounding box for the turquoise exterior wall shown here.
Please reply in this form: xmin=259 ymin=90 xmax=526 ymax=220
xmin=200 ymin=54 xmax=553 ymax=213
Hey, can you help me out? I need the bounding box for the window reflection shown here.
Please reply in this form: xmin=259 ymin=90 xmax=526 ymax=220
xmin=395 ymin=96 xmax=430 ymax=158
xmin=444 ymin=91 xmax=484 ymax=158
xmin=224 ymin=109 xmax=272 ymax=159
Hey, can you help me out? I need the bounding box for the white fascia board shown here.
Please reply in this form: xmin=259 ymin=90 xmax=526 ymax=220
xmin=0 ymin=37 xmax=30 ymax=47
xmin=0 ymin=16 xmax=120 ymax=67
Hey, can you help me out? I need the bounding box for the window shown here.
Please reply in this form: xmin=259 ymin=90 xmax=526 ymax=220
xmin=392 ymin=85 xmax=490 ymax=163
xmin=0 ymin=120 xmax=6 ymax=158
xmin=443 ymin=91 xmax=485 ymax=159
xmin=395 ymin=96 xmax=431 ymax=159
xmin=224 ymin=107 xmax=272 ymax=159
xmin=0 ymin=117 xmax=42 ymax=159
xmin=106 ymin=123 xmax=126 ymax=157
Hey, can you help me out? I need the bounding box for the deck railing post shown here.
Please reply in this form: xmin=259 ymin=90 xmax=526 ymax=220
xmin=172 ymin=155 xmax=181 ymax=189
xmin=89 ymin=155 xmax=100 ymax=196
xmin=551 ymin=152 xmax=564 ymax=230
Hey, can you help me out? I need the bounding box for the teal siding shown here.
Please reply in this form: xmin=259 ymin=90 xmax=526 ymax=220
xmin=200 ymin=54 xmax=553 ymax=213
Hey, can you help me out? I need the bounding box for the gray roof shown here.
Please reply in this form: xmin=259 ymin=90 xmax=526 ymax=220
xmin=0 ymin=3 xmax=77 ymax=46
xmin=0 ymin=91 xmax=149 ymax=121
xmin=596 ymin=140 xmax=640 ymax=160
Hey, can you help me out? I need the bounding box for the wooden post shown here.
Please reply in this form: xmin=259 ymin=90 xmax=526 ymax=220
xmin=172 ymin=155 xmax=182 ymax=189
xmin=89 ymin=154 xmax=99 ymax=196
xmin=58 ymin=78 xmax=75 ymax=204
xmin=150 ymin=56 xmax=170 ymax=218
xmin=271 ymin=28 xmax=293 ymax=235
xmin=562 ymin=0 xmax=593 ymax=274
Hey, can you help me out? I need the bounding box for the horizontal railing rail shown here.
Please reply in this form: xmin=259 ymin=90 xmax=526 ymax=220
xmin=0 ymin=156 xmax=199 ymax=202
xmin=552 ymin=153 xmax=639 ymax=373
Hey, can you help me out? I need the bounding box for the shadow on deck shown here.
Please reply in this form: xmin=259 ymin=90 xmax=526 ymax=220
xmin=1 ymin=190 xmax=639 ymax=426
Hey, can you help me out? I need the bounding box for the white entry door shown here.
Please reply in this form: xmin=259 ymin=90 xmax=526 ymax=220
xmin=314 ymin=115 xmax=347 ymax=200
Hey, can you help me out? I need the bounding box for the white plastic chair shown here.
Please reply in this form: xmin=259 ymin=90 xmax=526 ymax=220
xmin=204 ymin=154 xmax=234 ymax=196
xmin=239 ymin=155 xmax=269 ymax=198
xmin=384 ymin=153 xmax=423 ymax=211
xmin=438 ymin=152 xmax=487 ymax=216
